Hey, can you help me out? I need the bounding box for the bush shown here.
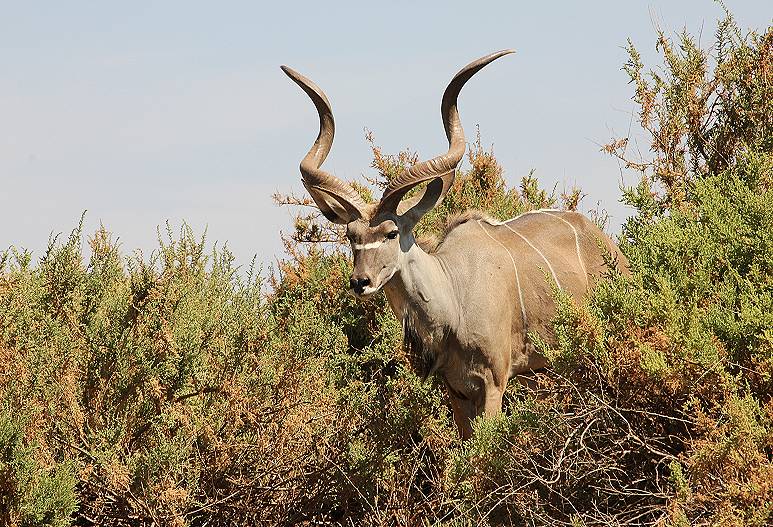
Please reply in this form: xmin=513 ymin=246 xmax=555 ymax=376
xmin=0 ymin=408 xmax=77 ymax=527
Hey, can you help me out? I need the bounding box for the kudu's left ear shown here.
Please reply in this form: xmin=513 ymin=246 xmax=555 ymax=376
xmin=377 ymin=49 xmax=514 ymax=227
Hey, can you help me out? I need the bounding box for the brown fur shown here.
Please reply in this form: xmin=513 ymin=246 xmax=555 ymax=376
xmin=402 ymin=310 xmax=444 ymax=380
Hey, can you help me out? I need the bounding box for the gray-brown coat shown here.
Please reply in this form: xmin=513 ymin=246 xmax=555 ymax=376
xmin=281 ymin=51 xmax=628 ymax=438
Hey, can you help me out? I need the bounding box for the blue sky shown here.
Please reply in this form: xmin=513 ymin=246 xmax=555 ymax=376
xmin=2 ymin=1 xmax=770 ymax=269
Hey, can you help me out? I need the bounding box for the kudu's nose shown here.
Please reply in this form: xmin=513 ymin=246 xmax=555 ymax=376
xmin=349 ymin=277 xmax=371 ymax=295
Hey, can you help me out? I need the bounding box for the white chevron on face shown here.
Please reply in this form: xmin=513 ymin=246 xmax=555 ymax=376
xmin=353 ymin=240 xmax=383 ymax=250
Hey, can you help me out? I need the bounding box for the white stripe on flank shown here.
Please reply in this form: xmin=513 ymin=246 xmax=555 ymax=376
xmin=501 ymin=222 xmax=562 ymax=289
xmin=483 ymin=208 xmax=561 ymax=226
xmin=353 ymin=240 xmax=382 ymax=250
xmin=540 ymin=211 xmax=588 ymax=284
xmin=477 ymin=220 xmax=527 ymax=328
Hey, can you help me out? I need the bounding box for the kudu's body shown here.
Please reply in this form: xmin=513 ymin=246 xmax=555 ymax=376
xmin=282 ymin=51 xmax=628 ymax=439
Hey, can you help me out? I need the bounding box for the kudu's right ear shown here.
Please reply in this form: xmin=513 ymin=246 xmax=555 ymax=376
xmin=282 ymin=65 xmax=368 ymax=225
xmin=301 ymin=181 xmax=363 ymax=225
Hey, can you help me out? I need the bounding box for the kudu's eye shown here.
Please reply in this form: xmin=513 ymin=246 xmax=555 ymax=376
xmin=386 ymin=230 xmax=399 ymax=240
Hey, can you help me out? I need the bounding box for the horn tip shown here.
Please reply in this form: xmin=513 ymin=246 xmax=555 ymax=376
xmin=493 ymin=49 xmax=516 ymax=59
xmin=280 ymin=64 xmax=295 ymax=77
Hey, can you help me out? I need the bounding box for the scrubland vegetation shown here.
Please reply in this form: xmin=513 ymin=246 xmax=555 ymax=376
xmin=1 ymin=12 xmax=771 ymax=527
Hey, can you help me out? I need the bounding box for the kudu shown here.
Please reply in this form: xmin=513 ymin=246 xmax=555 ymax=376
xmin=282 ymin=51 xmax=628 ymax=439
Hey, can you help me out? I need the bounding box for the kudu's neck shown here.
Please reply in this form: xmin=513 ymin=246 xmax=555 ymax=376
xmin=382 ymin=238 xmax=457 ymax=334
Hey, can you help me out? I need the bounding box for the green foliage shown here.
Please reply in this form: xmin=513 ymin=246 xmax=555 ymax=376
xmin=610 ymin=8 xmax=773 ymax=208
xmin=535 ymin=13 xmax=773 ymax=525
xmin=0 ymin=408 xmax=77 ymax=527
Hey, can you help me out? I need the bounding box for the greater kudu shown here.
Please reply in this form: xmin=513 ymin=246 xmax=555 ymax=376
xmin=282 ymin=51 xmax=628 ymax=439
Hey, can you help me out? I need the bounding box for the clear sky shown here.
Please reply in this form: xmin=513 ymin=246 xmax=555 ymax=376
xmin=2 ymin=1 xmax=770 ymax=269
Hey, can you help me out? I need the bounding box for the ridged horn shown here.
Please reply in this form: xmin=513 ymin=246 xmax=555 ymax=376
xmin=379 ymin=50 xmax=515 ymax=215
xmin=281 ymin=65 xmax=368 ymax=224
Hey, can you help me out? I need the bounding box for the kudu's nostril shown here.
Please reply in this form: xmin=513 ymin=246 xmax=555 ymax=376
xmin=350 ymin=277 xmax=371 ymax=295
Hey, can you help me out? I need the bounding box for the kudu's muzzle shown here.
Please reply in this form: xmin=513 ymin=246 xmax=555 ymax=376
xmin=349 ymin=276 xmax=371 ymax=296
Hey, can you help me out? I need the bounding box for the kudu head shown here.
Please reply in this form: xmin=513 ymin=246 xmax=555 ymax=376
xmin=282 ymin=50 xmax=513 ymax=297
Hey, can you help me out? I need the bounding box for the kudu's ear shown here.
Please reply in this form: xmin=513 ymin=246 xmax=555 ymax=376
xmin=302 ymin=181 xmax=364 ymax=225
xmin=394 ymin=174 xmax=454 ymax=227
xmin=377 ymin=49 xmax=514 ymax=226
xmin=282 ymin=65 xmax=369 ymax=225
